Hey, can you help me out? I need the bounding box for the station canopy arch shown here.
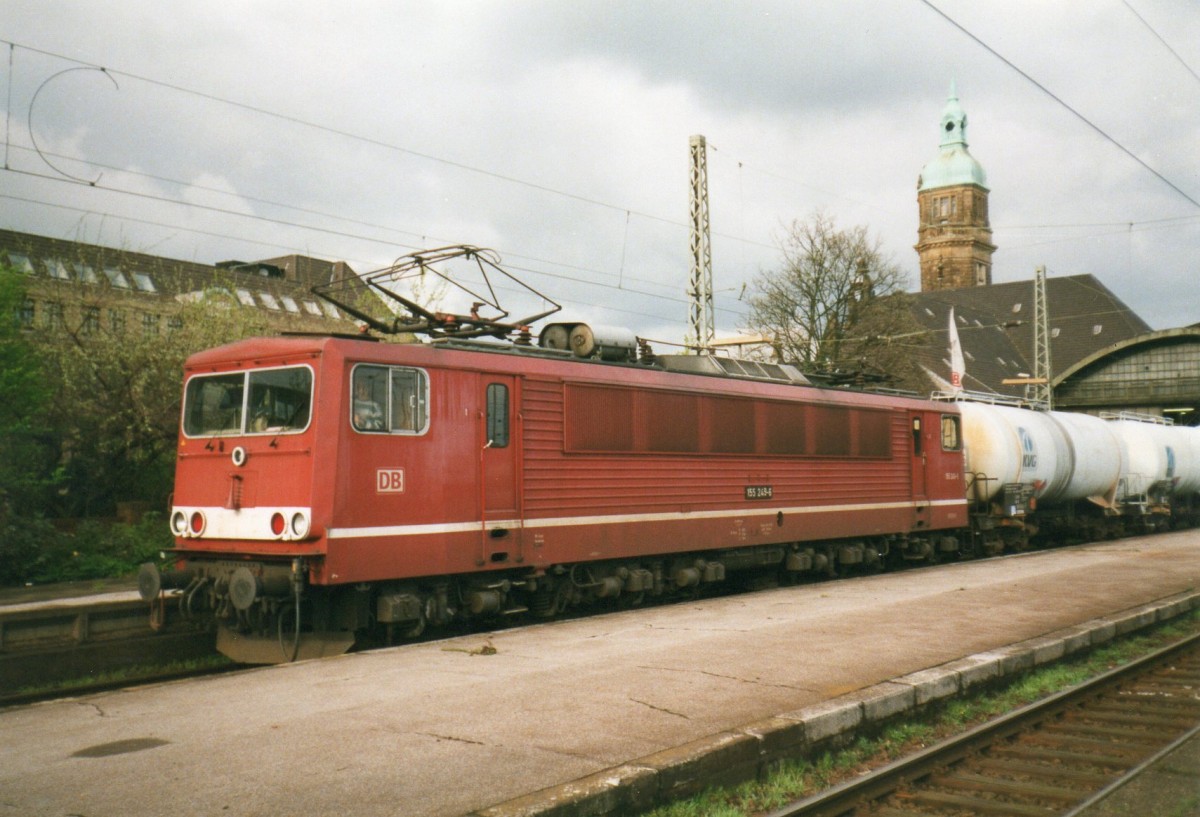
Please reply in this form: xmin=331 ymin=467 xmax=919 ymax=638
xmin=1053 ymin=327 xmax=1200 ymax=425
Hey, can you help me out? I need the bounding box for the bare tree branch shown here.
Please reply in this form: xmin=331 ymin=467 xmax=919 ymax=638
xmin=744 ymin=210 xmax=929 ymax=391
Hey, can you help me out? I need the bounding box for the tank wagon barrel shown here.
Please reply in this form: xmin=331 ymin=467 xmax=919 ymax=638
xmin=1047 ymin=411 xmax=1122 ymax=505
xmin=1107 ymin=415 xmax=1200 ymax=509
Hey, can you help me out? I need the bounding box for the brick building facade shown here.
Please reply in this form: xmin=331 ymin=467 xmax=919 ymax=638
xmin=1 ymin=229 xmax=378 ymax=339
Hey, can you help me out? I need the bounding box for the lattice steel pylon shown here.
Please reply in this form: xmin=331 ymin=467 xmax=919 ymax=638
xmin=687 ymin=134 xmax=714 ymax=354
xmin=1029 ymin=265 xmax=1053 ymax=409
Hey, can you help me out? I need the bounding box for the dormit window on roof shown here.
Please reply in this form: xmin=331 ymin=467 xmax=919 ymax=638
xmin=103 ymin=266 xmax=130 ymax=288
xmin=3 ymin=250 xmax=35 ymax=274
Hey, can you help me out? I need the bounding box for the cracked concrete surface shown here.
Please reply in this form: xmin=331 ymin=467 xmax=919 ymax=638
xmin=1 ymin=532 xmax=1199 ymax=816
xmin=637 ymin=664 xmax=815 ymax=691
xmin=629 ymin=698 xmax=690 ymax=719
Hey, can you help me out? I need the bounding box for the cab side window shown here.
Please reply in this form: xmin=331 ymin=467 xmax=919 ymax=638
xmin=352 ymin=365 xmax=428 ymax=434
xmin=941 ymin=414 xmax=961 ymax=451
xmin=391 ymin=368 xmax=425 ymax=432
xmin=352 ymin=366 xmax=387 ymax=431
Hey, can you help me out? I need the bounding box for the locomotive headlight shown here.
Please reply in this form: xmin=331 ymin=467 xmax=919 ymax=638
xmin=188 ymin=511 xmax=206 ymax=536
xmin=290 ymin=511 xmax=310 ymax=539
xmin=270 ymin=512 xmax=287 ymax=537
xmin=171 ymin=510 xmax=189 ymax=536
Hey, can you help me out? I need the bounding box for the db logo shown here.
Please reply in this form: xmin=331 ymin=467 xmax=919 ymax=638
xmin=376 ymin=468 xmax=405 ymax=493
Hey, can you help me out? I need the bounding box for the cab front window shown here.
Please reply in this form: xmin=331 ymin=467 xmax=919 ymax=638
xmin=184 ymin=373 xmax=244 ymax=435
xmin=248 ymin=367 xmax=312 ymax=432
xmin=183 ymin=366 xmax=313 ymax=436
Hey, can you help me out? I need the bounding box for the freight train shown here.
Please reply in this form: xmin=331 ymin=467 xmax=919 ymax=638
xmin=139 ymin=326 xmax=1200 ymax=663
xmin=138 ymin=252 xmax=1200 ymax=664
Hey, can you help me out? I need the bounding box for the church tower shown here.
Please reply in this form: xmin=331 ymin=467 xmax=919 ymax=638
xmin=915 ymin=83 xmax=996 ymax=291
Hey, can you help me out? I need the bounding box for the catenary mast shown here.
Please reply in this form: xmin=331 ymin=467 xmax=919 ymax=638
xmin=687 ymin=134 xmax=714 ymax=354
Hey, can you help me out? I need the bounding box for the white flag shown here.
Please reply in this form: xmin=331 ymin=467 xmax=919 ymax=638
xmin=948 ymin=307 xmax=965 ymax=393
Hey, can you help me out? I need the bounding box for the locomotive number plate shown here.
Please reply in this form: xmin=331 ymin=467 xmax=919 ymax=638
xmin=744 ymin=485 xmax=773 ymax=500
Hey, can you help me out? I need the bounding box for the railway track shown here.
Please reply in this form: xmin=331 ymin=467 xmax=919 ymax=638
xmin=0 ymin=547 xmax=1192 ymax=714
xmin=0 ymin=589 xmax=219 ymax=701
xmin=766 ymin=632 xmax=1200 ymax=817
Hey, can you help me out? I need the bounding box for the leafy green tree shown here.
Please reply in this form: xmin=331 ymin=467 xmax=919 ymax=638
xmin=1 ymin=268 xmax=299 ymax=582
xmin=38 ymin=283 xmax=273 ymax=516
xmin=0 ymin=267 xmax=55 ymax=510
xmin=0 ymin=266 xmax=57 ymax=581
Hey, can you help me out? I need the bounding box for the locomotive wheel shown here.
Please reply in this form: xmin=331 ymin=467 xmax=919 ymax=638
xmin=529 ymin=581 xmax=561 ymax=618
xmin=617 ymin=591 xmax=645 ymax=610
xmin=400 ymin=610 xmax=426 ymax=638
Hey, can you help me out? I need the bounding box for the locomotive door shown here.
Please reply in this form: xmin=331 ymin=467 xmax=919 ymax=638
xmin=479 ymin=375 xmax=522 ymax=565
xmin=909 ymin=412 xmax=931 ymax=529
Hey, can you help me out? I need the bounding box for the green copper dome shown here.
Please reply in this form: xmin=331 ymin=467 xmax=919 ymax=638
xmin=918 ymin=82 xmax=988 ymax=191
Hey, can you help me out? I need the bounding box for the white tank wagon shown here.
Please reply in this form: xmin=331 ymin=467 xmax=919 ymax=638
xmin=1175 ymin=425 xmax=1200 ymax=495
xmin=957 ymin=402 xmax=1074 ymax=504
xmin=1108 ymin=415 xmax=1200 ymax=523
xmin=957 ymin=401 xmax=1075 ymax=551
xmin=1046 ymin=411 xmax=1123 ymax=507
xmin=956 ymin=398 xmax=1200 ymax=542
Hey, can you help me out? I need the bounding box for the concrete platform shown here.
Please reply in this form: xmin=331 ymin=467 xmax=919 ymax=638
xmin=2 ymin=532 xmax=1199 ymax=817
xmin=0 ymin=578 xmax=138 ymax=607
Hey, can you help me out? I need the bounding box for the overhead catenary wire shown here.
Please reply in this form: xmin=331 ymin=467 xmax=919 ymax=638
xmin=1121 ymin=0 xmax=1200 ymax=89
xmin=0 ymin=38 xmax=778 ymax=255
xmin=5 ymin=31 xmax=1195 ymax=266
xmin=2 ymin=22 xmax=1196 ymax=337
xmin=3 ymin=142 xmax=695 ymax=298
xmin=2 ymin=191 xmax=752 ymax=327
xmin=0 ymin=37 xmax=780 ymax=338
xmin=918 ymin=0 xmax=1200 ymax=212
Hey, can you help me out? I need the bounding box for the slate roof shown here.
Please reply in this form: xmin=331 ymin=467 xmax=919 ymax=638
xmin=0 ymin=228 xmax=379 ymax=330
xmin=909 ymin=275 xmax=1151 ymax=397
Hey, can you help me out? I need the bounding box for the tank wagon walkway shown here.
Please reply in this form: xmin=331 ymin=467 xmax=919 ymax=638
xmin=3 ymin=531 xmax=1200 ymax=817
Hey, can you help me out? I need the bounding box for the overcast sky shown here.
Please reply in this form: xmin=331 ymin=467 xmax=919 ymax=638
xmin=3 ymin=1 xmax=1198 ymax=346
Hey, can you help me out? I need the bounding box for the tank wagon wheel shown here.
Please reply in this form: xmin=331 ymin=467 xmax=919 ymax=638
xmin=1004 ymin=527 xmax=1030 ymax=553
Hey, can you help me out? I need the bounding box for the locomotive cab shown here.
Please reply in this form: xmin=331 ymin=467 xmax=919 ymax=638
xmin=145 ymin=335 xmax=531 ymax=663
xmin=143 ymin=340 xmax=356 ymax=663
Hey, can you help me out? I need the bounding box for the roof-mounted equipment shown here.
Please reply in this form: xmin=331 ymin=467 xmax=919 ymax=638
xmin=313 ymin=245 xmax=561 ymax=340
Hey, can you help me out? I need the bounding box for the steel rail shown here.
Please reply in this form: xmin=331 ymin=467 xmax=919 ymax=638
xmin=0 ymin=592 xmax=216 ymax=698
xmin=762 ymin=631 xmax=1200 ymax=817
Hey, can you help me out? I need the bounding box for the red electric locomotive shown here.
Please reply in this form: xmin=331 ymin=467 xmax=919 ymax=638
xmin=140 ymin=247 xmax=969 ymax=663
xmin=144 ymin=331 xmax=968 ymax=662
